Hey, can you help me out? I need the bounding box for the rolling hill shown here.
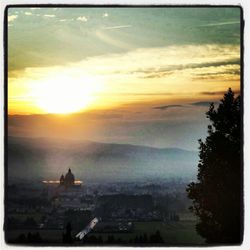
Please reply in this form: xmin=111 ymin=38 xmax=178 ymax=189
xmin=7 ymin=136 xmax=199 ymax=182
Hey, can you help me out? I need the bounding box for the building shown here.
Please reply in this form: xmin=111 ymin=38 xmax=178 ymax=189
xmin=43 ymin=168 xmax=81 ymax=187
xmin=60 ymin=168 xmax=75 ymax=188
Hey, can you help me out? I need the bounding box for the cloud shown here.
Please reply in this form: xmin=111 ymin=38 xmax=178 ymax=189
xmin=8 ymin=44 xmax=240 ymax=84
xmin=59 ymin=18 xmax=74 ymax=22
xmin=7 ymin=103 xmax=209 ymax=150
xmin=200 ymin=91 xmax=226 ymax=96
xmin=138 ymin=59 xmax=240 ymax=79
xmin=194 ymin=69 xmax=240 ymax=78
xmin=8 ymin=15 xmax=18 ymax=22
xmin=8 ymin=44 xmax=240 ymax=114
xmin=103 ymin=25 xmax=132 ymax=30
xmin=77 ymin=16 xmax=88 ymax=22
xmin=77 ymin=44 xmax=239 ymax=78
xmin=24 ymin=12 xmax=32 ymax=16
xmin=44 ymin=14 xmax=56 ymax=18
xmin=78 ymin=44 xmax=239 ymax=79
xmin=104 ymin=92 xmax=174 ymax=96
xmin=190 ymin=101 xmax=218 ymax=107
xmin=198 ymin=21 xmax=240 ymax=27
xmin=200 ymin=90 xmax=240 ymax=96
xmin=153 ymin=105 xmax=183 ymax=110
xmin=103 ymin=13 xmax=109 ymax=18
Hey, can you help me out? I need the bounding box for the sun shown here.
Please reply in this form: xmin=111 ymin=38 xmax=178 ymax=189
xmin=33 ymin=75 xmax=101 ymax=114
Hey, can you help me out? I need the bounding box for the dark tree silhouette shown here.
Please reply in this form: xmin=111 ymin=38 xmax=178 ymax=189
xmin=149 ymin=230 xmax=164 ymax=244
xmin=27 ymin=232 xmax=42 ymax=243
xmin=62 ymin=222 xmax=73 ymax=244
xmin=106 ymin=235 xmax=115 ymax=244
xmin=186 ymin=88 xmax=242 ymax=244
xmin=14 ymin=232 xmax=42 ymax=244
xmin=24 ymin=217 xmax=37 ymax=229
xmin=16 ymin=233 xmax=26 ymax=243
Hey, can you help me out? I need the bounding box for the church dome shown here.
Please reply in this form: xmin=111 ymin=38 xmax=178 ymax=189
xmin=64 ymin=168 xmax=75 ymax=186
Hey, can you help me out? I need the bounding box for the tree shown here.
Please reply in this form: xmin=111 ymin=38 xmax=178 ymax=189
xmin=186 ymin=88 xmax=242 ymax=244
xmin=62 ymin=222 xmax=73 ymax=244
xmin=149 ymin=230 xmax=164 ymax=244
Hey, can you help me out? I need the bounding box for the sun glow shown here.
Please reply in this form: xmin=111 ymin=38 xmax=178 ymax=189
xmin=32 ymin=75 xmax=102 ymax=114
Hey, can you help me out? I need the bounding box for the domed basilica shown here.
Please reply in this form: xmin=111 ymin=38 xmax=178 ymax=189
xmin=60 ymin=168 xmax=75 ymax=188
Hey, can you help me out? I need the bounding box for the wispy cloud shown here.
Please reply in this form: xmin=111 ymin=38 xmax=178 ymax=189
xmin=77 ymin=16 xmax=88 ymax=22
xmin=198 ymin=21 xmax=240 ymax=27
xmin=138 ymin=59 xmax=240 ymax=79
xmin=73 ymin=44 xmax=239 ymax=83
xmin=103 ymin=25 xmax=132 ymax=30
xmin=9 ymin=43 xmax=240 ymax=114
xmin=24 ymin=12 xmax=33 ymax=16
xmin=102 ymin=92 xmax=174 ymax=96
xmin=200 ymin=90 xmax=240 ymax=96
xmin=190 ymin=101 xmax=218 ymax=107
xmin=103 ymin=13 xmax=109 ymax=18
xmin=9 ymin=44 xmax=239 ymax=81
xmin=44 ymin=14 xmax=56 ymax=18
xmin=8 ymin=15 xmax=18 ymax=22
xmin=154 ymin=105 xmax=184 ymax=110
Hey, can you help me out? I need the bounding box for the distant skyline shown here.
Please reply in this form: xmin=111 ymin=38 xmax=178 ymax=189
xmin=8 ymin=7 xmax=241 ymax=150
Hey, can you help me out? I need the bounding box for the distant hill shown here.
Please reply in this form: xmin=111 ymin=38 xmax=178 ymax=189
xmin=7 ymin=136 xmax=199 ymax=182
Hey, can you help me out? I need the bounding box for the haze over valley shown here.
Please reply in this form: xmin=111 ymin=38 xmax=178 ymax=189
xmin=8 ymin=136 xmax=198 ymax=182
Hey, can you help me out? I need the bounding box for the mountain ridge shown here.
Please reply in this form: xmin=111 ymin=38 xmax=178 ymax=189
xmin=8 ymin=136 xmax=197 ymax=153
xmin=7 ymin=136 xmax=199 ymax=182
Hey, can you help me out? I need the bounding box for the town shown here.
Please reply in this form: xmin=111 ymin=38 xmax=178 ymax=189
xmin=6 ymin=168 xmax=203 ymax=245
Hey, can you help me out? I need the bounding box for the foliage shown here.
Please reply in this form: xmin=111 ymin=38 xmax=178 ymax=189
xmin=62 ymin=222 xmax=73 ymax=244
xmin=186 ymin=88 xmax=242 ymax=244
xmin=14 ymin=232 xmax=43 ymax=243
xmin=81 ymin=231 xmax=164 ymax=245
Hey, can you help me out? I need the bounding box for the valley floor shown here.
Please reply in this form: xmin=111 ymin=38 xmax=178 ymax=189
xmin=6 ymin=213 xmax=205 ymax=246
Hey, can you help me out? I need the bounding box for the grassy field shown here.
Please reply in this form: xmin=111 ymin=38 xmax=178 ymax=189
xmin=136 ymin=220 xmax=205 ymax=245
xmin=6 ymin=213 xmax=206 ymax=246
xmin=91 ymin=219 xmax=205 ymax=246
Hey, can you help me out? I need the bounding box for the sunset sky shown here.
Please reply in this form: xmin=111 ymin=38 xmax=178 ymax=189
xmin=8 ymin=7 xmax=241 ymax=150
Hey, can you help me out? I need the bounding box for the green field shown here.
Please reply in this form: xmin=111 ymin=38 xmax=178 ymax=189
xmin=6 ymin=214 xmax=206 ymax=245
xmin=91 ymin=220 xmax=205 ymax=246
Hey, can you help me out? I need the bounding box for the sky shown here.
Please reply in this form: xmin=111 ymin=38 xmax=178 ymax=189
xmin=7 ymin=7 xmax=241 ymax=150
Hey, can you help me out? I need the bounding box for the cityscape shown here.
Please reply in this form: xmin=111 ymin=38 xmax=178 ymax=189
xmin=6 ymin=168 xmax=203 ymax=245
